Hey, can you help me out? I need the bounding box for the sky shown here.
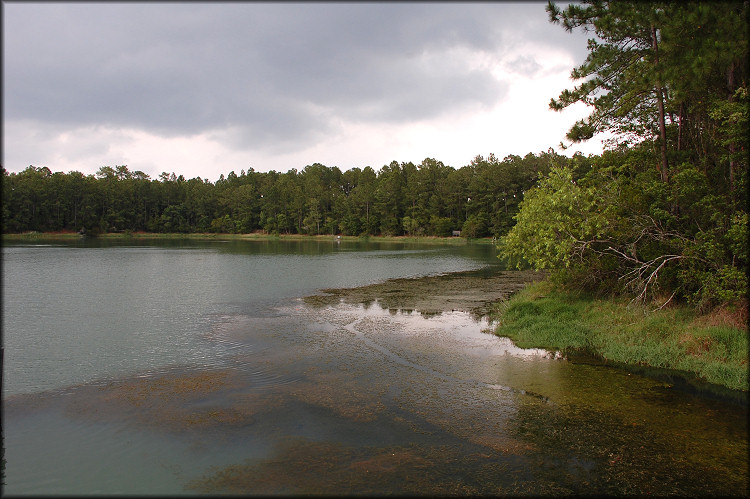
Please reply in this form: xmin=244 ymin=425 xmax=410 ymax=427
xmin=3 ymin=2 xmax=607 ymax=182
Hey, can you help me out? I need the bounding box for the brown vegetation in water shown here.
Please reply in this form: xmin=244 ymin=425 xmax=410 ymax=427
xmin=186 ymin=438 xmax=542 ymax=496
xmin=284 ymin=372 xmax=387 ymax=423
xmin=62 ymin=369 xmax=263 ymax=432
xmin=305 ymin=269 xmax=541 ymax=318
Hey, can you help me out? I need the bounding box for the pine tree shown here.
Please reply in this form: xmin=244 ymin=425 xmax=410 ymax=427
xmin=547 ymin=1 xmax=676 ymax=181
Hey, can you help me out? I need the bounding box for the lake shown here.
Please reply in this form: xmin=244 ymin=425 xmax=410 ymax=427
xmin=2 ymin=238 xmax=747 ymax=495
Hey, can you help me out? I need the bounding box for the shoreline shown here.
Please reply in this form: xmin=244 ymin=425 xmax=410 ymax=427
xmin=305 ymin=269 xmax=747 ymax=399
xmin=490 ymin=280 xmax=748 ymax=396
xmin=1 ymin=230 xmax=496 ymax=245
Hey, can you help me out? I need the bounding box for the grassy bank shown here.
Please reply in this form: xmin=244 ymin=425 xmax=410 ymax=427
xmin=491 ymin=280 xmax=748 ymax=392
xmin=2 ymin=231 xmax=495 ymax=245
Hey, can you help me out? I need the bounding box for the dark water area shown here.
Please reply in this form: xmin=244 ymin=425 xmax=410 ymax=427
xmin=2 ymin=239 xmax=747 ymax=495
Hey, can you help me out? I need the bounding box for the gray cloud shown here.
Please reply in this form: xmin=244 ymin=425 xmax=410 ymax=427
xmin=4 ymin=2 xmax=589 ymax=156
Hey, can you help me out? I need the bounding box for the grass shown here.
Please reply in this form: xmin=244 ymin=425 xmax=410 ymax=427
xmin=491 ymin=280 xmax=748 ymax=392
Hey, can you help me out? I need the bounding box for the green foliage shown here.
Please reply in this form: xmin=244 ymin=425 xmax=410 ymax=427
xmin=726 ymin=211 xmax=748 ymax=264
xmin=547 ymin=1 xmax=664 ymax=142
xmin=461 ymin=213 xmax=488 ymax=239
xmin=499 ymin=165 xmax=613 ymax=273
xmin=429 ymin=216 xmax=453 ymax=237
xmin=499 ymin=1 xmax=748 ymax=311
xmin=502 ymin=147 xmax=747 ymax=308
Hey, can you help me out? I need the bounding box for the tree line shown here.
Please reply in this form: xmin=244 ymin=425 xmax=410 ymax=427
xmin=2 ymin=150 xmax=590 ymax=238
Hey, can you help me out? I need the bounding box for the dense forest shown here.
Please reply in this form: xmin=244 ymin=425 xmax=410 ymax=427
xmin=1 ymin=150 xmax=588 ymax=238
xmin=2 ymin=1 xmax=746 ymax=312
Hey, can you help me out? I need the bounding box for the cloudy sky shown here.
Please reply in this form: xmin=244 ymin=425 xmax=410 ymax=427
xmin=3 ymin=2 xmax=606 ymax=182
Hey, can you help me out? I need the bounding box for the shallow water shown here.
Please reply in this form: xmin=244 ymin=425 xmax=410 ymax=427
xmin=2 ymin=239 xmax=747 ymax=495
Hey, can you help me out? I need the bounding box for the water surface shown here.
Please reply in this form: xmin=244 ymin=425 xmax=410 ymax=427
xmin=2 ymin=238 xmax=747 ymax=495
xmin=2 ymin=238 xmax=493 ymax=395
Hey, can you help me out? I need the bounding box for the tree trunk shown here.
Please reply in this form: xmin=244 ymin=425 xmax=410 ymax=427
xmin=677 ymin=102 xmax=684 ymax=152
xmin=651 ymin=25 xmax=669 ymax=183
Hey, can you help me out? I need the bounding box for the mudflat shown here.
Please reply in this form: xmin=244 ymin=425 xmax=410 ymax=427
xmin=304 ymin=269 xmax=542 ymax=318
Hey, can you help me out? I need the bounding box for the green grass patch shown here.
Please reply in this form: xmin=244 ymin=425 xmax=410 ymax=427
xmin=492 ymin=280 xmax=748 ymax=391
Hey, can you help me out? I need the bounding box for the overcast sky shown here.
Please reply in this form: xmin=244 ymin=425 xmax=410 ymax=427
xmin=3 ymin=2 xmax=606 ymax=182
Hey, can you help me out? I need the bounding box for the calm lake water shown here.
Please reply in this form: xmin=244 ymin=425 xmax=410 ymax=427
xmin=2 ymin=238 xmax=748 ymax=495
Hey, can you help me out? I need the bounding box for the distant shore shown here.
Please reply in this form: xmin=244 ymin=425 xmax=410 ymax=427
xmin=2 ymin=230 xmax=496 ymax=245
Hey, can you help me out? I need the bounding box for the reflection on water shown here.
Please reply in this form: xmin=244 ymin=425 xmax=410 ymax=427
xmin=4 ymin=300 xmax=747 ymax=496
